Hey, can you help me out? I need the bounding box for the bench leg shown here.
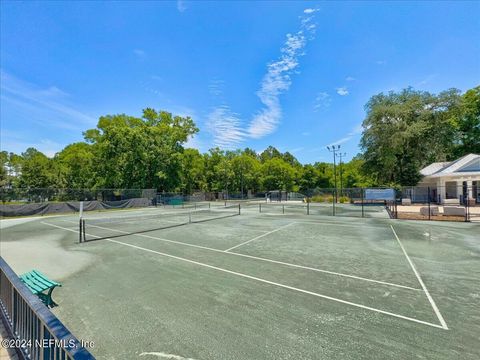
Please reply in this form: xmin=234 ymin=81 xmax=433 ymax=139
xmin=44 ymin=286 xmax=59 ymax=308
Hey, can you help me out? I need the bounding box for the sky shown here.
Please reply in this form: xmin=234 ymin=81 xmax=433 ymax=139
xmin=1 ymin=1 xmax=479 ymax=163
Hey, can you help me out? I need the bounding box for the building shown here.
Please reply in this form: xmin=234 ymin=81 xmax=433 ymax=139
xmin=409 ymin=153 xmax=480 ymax=204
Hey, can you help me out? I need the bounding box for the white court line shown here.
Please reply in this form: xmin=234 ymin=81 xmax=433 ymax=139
xmin=45 ymin=221 xmax=420 ymax=291
xmin=41 ymin=221 xmax=445 ymax=329
xmin=107 ymin=238 xmax=446 ymax=330
xmin=224 ymin=223 xmax=296 ymax=252
xmin=390 ymin=225 xmax=449 ymax=330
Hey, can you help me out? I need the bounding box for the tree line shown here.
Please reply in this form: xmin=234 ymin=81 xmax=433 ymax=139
xmin=1 ymin=86 xmax=478 ymax=194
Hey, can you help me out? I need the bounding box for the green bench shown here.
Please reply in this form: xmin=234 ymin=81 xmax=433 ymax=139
xmin=20 ymin=270 xmax=61 ymax=308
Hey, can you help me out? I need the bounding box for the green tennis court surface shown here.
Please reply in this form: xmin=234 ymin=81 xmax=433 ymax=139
xmin=1 ymin=204 xmax=479 ymax=359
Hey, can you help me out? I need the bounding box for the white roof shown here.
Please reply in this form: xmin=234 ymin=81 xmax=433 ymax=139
xmin=420 ymin=154 xmax=480 ymax=178
xmin=420 ymin=154 xmax=480 ymax=177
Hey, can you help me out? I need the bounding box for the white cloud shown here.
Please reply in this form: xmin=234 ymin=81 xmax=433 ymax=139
xmin=376 ymin=60 xmax=386 ymax=65
xmin=185 ymin=135 xmax=203 ymax=151
xmin=345 ymin=76 xmax=355 ymax=81
xmin=303 ymin=8 xmax=319 ymax=14
xmin=302 ymin=131 xmax=310 ymax=136
xmin=325 ymin=123 xmax=363 ymax=147
xmin=313 ymin=92 xmax=331 ymax=111
xmin=291 ymin=147 xmax=304 ymax=153
xmin=336 ymin=87 xmax=349 ymax=96
xmin=0 ymin=71 xmax=96 ymax=128
xmin=417 ymin=74 xmax=437 ymax=87
xmin=247 ymin=11 xmax=318 ymax=139
xmin=177 ymin=0 xmax=187 ymax=12
xmin=206 ymin=105 xmax=245 ymax=149
xmin=208 ymin=79 xmax=225 ymax=97
xmin=0 ymin=135 xmax=64 ymax=158
xmin=133 ymin=49 xmax=147 ymax=60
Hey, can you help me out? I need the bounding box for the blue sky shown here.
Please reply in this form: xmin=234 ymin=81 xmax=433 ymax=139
xmin=1 ymin=1 xmax=479 ymax=163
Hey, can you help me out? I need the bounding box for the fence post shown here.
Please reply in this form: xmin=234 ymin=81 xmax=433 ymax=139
xmin=361 ymin=188 xmax=364 ymax=218
xmin=428 ymin=186 xmax=431 ymax=221
xmin=332 ymin=190 xmax=336 ymax=216
xmin=282 ymin=205 xmax=284 ymax=214
xmin=465 ymin=194 xmax=469 ymax=222
xmin=307 ymin=201 xmax=310 ymax=215
xmin=259 ymin=203 xmax=262 ymax=213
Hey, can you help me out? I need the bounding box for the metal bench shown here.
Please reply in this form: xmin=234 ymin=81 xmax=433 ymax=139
xmin=20 ymin=270 xmax=61 ymax=308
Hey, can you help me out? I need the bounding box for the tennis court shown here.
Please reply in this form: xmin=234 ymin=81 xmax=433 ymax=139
xmin=1 ymin=203 xmax=479 ymax=359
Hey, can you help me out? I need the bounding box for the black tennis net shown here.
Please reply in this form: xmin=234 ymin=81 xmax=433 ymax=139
xmin=79 ymin=204 xmax=240 ymax=242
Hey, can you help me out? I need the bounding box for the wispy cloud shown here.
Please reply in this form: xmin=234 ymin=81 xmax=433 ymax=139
xmin=177 ymin=0 xmax=187 ymax=12
xmin=336 ymin=87 xmax=349 ymax=96
xmin=208 ymin=79 xmax=225 ymax=97
xmin=206 ymin=105 xmax=245 ymax=149
xmin=0 ymin=131 xmax=64 ymax=157
xmin=376 ymin=60 xmax=386 ymax=65
xmin=303 ymin=8 xmax=319 ymax=14
xmin=0 ymin=71 xmax=96 ymax=129
xmin=313 ymin=92 xmax=331 ymax=112
xmin=417 ymin=74 xmax=437 ymax=87
xmin=345 ymin=76 xmax=355 ymax=81
xmin=291 ymin=147 xmax=304 ymax=153
xmin=133 ymin=49 xmax=147 ymax=60
xmin=247 ymin=8 xmax=318 ymax=139
xmin=325 ymin=123 xmax=363 ymax=147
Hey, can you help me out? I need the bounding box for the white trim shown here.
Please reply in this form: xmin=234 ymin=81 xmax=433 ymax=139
xmin=390 ymin=225 xmax=449 ymax=330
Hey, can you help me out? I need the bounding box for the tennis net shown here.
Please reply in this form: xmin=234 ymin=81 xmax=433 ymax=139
xmin=79 ymin=204 xmax=240 ymax=242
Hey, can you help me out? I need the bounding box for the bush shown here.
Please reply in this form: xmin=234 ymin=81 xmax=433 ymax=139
xmin=339 ymin=196 xmax=350 ymax=203
xmin=310 ymin=195 xmax=334 ymax=203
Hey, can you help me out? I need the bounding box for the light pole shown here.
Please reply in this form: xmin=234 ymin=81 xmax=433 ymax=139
xmin=327 ymin=145 xmax=341 ymax=203
xmin=338 ymin=152 xmax=347 ymax=197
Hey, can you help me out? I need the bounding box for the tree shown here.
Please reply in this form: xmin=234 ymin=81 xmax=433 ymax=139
xmin=360 ymin=87 xmax=461 ymax=186
xmin=261 ymin=158 xmax=297 ymax=191
xmin=179 ymin=148 xmax=206 ymax=194
xmin=84 ymin=109 xmax=198 ymax=190
xmin=451 ymin=86 xmax=480 ymax=157
xmin=56 ymin=142 xmax=96 ymax=189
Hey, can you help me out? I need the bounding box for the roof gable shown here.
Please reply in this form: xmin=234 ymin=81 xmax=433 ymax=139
xmin=420 ymin=154 xmax=480 ymax=177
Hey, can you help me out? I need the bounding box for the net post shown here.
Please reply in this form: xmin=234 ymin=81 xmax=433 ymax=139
xmin=238 ymin=203 xmax=241 ymax=215
xmin=259 ymin=203 xmax=262 ymax=213
xmin=307 ymin=201 xmax=310 ymax=215
xmin=79 ymin=219 xmax=83 ymax=243
xmin=282 ymin=205 xmax=284 ymax=214
xmin=209 ymin=202 xmax=211 ymax=209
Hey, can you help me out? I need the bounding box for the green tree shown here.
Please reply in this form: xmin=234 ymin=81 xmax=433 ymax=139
xmin=56 ymin=142 xmax=96 ymax=189
xmin=261 ymin=158 xmax=297 ymax=191
xmin=451 ymin=86 xmax=480 ymax=157
xmin=179 ymin=148 xmax=206 ymax=193
xmin=84 ymin=109 xmax=198 ymax=190
xmin=360 ymin=87 xmax=461 ymax=186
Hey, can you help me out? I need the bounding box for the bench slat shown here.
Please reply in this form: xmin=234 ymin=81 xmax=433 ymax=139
xmin=32 ymin=270 xmax=60 ymax=287
xmin=20 ymin=270 xmax=61 ymax=293
xmin=20 ymin=275 xmax=47 ymax=293
xmin=25 ymin=274 xmax=52 ymax=291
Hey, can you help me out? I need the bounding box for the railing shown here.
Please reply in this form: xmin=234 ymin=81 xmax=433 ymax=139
xmin=0 ymin=257 xmax=95 ymax=359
